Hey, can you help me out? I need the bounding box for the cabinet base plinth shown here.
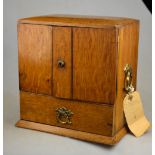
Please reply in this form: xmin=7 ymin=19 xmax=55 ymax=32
xmin=16 ymin=120 xmax=127 ymax=145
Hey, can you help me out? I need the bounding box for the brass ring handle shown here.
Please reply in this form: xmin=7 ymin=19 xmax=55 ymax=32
xmin=124 ymin=64 xmax=134 ymax=93
xmin=57 ymin=115 xmax=71 ymax=124
xmin=57 ymin=60 xmax=65 ymax=68
xmin=56 ymin=107 xmax=73 ymax=125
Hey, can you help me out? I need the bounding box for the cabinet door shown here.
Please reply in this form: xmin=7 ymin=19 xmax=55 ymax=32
xmin=73 ymin=28 xmax=117 ymax=104
xmin=18 ymin=24 xmax=52 ymax=95
xmin=53 ymin=26 xmax=72 ymax=99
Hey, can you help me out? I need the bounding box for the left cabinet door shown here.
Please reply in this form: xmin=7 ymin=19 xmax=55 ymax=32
xmin=18 ymin=24 xmax=52 ymax=95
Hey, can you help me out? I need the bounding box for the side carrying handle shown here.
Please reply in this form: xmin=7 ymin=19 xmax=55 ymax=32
xmin=124 ymin=64 xmax=134 ymax=93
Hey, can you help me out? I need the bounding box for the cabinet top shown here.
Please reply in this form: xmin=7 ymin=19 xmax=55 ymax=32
xmin=18 ymin=14 xmax=139 ymax=28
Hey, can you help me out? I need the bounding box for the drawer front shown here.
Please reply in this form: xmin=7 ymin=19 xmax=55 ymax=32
xmin=20 ymin=91 xmax=113 ymax=136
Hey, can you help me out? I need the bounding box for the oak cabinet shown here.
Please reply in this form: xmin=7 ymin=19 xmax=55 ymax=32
xmin=16 ymin=15 xmax=139 ymax=145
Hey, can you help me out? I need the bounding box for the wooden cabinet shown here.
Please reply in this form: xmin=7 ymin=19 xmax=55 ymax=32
xmin=16 ymin=15 xmax=139 ymax=145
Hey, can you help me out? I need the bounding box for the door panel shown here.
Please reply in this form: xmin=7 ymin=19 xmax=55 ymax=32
xmin=18 ymin=24 xmax=52 ymax=95
xmin=73 ymin=28 xmax=117 ymax=104
xmin=53 ymin=27 xmax=72 ymax=99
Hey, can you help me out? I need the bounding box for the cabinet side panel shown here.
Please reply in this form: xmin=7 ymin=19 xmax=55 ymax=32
xmin=53 ymin=27 xmax=72 ymax=99
xmin=18 ymin=24 xmax=52 ymax=95
xmin=113 ymin=22 xmax=139 ymax=134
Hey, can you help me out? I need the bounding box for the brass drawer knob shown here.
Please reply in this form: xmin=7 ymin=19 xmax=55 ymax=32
xmin=57 ymin=60 xmax=65 ymax=68
xmin=56 ymin=107 xmax=73 ymax=125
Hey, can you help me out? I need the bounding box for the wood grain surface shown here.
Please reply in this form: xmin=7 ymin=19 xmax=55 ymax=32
xmin=18 ymin=15 xmax=139 ymax=28
xmin=113 ymin=22 xmax=139 ymax=134
xmin=17 ymin=15 xmax=139 ymax=144
xmin=20 ymin=91 xmax=113 ymax=136
xmin=73 ymin=27 xmax=117 ymax=104
xmin=16 ymin=120 xmax=128 ymax=145
xmin=53 ymin=26 xmax=72 ymax=99
xmin=18 ymin=24 xmax=52 ymax=95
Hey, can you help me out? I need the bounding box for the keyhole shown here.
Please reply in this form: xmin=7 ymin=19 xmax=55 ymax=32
xmin=58 ymin=60 xmax=65 ymax=68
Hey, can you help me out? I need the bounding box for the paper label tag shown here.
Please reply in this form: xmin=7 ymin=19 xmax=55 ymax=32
xmin=123 ymin=91 xmax=150 ymax=137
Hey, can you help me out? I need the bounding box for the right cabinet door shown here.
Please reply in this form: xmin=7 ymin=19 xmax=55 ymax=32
xmin=73 ymin=27 xmax=117 ymax=104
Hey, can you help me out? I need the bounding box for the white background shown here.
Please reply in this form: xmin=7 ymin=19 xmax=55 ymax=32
xmin=3 ymin=0 xmax=152 ymax=155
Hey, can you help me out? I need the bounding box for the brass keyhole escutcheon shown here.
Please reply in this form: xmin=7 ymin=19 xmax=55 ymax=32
xmin=57 ymin=60 xmax=65 ymax=68
xmin=56 ymin=107 xmax=73 ymax=125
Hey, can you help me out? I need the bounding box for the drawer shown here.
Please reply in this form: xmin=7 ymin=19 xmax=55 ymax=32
xmin=20 ymin=91 xmax=114 ymax=136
